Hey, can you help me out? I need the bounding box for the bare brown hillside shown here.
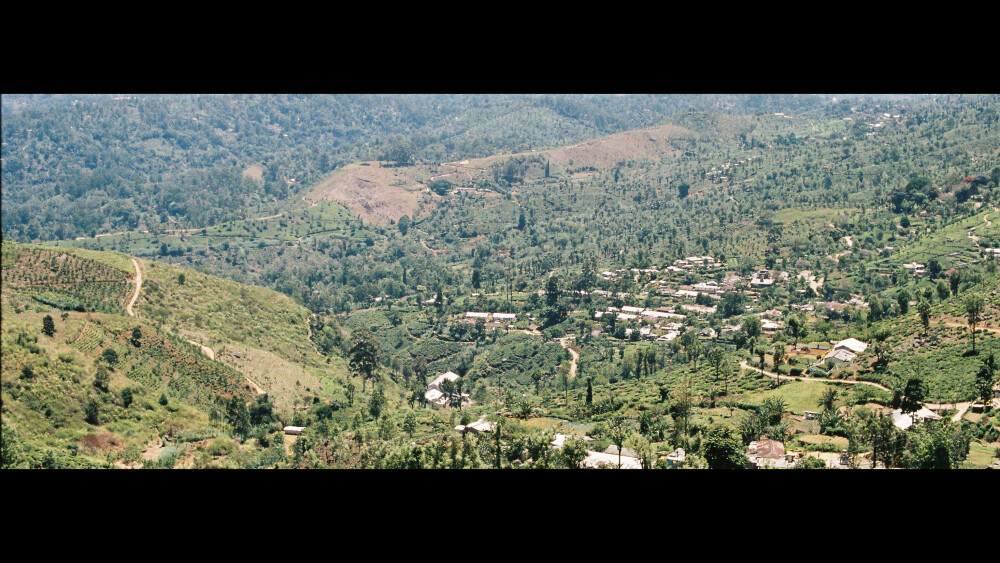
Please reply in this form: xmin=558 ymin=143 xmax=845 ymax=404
xmin=465 ymin=124 xmax=696 ymax=169
xmin=305 ymin=124 xmax=696 ymax=225
xmin=307 ymin=163 xmax=425 ymax=225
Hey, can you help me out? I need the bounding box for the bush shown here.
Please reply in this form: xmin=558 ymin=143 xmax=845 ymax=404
xmin=146 ymin=445 xmax=184 ymax=469
xmin=94 ymin=365 xmax=110 ymax=392
xmin=84 ymin=399 xmax=100 ymax=425
xmin=794 ymin=456 xmax=828 ymax=469
xmin=101 ymin=348 xmax=118 ymax=366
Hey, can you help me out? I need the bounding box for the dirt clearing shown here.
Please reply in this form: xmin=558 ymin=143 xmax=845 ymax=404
xmin=461 ymin=124 xmax=695 ymax=171
xmin=242 ymin=164 xmax=264 ymax=181
xmin=307 ymin=163 xmax=424 ymax=225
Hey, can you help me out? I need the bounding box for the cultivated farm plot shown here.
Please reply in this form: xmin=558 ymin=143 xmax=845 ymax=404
xmin=70 ymin=322 xmax=107 ymax=353
xmin=2 ymin=242 xmax=133 ymax=313
xmin=772 ymin=206 xmax=856 ymax=225
xmin=459 ymin=124 xmax=696 ymax=175
xmin=960 ymin=441 xmax=1000 ymax=468
xmin=797 ymin=434 xmax=849 ymax=449
xmin=58 ymin=247 xmax=136 ymax=275
xmin=879 ymin=215 xmax=984 ymax=270
xmin=203 ymin=200 xmax=353 ymax=241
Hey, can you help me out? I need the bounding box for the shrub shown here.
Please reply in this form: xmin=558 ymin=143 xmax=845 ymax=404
xmin=94 ymin=365 xmax=110 ymax=392
xmin=84 ymin=399 xmax=100 ymax=425
xmin=101 ymin=348 xmax=118 ymax=366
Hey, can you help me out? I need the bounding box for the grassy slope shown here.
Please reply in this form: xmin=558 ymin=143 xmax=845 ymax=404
xmin=0 ymin=310 xmax=252 ymax=468
xmin=133 ymin=257 xmax=351 ymax=411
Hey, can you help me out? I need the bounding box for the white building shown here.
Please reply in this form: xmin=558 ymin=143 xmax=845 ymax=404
xmin=425 ymin=371 xmax=461 ymax=406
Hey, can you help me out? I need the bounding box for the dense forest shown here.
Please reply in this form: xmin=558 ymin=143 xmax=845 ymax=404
xmin=2 ymin=94 xmax=832 ymax=241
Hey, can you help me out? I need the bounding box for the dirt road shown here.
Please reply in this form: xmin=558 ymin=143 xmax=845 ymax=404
xmin=420 ymin=239 xmax=442 ymax=254
xmin=187 ymin=340 xmax=216 ymax=360
xmin=126 ymin=257 xmax=142 ymax=317
xmin=558 ymin=338 xmax=580 ymax=378
xmin=186 ymin=339 xmax=264 ymax=395
xmin=740 ymin=360 xmax=892 ymax=393
xmin=245 ymin=376 xmax=265 ymax=395
xmin=922 ymin=401 xmax=972 ymax=422
xmin=969 ymin=212 xmax=992 ymax=250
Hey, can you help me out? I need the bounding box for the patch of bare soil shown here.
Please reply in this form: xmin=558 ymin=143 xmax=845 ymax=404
xmin=242 ymin=164 xmax=264 ymax=181
xmin=141 ymin=428 xmax=164 ymax=461
xmin=463 ymin=124 xmax=695 ymax=171
xmin=308 ymin=163 xmax=423 ymax=225
xmin=81 ymin=432 xmax=124 ymax=454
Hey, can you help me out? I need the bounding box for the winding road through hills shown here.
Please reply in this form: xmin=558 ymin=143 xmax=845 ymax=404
xmin=126 ymin=257 xmax=142 ymax=317
xmin=557 ymin=338 xmax=580 ymax=379
xmin=126 ymin=255 xmax=264 ymax=396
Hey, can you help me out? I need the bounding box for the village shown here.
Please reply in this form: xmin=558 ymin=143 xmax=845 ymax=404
xmin=422 ymin=244 xmax=1000 ymax=469
xmin=401 ymin=356 xmax=1000 ymax=469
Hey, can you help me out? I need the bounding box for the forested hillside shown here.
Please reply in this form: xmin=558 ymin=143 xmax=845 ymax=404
xmin=2 ymin=94 xmax=824 ymax=241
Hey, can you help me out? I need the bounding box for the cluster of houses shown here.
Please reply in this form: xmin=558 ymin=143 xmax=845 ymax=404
xmin=454 ymin=417 xmax=496 ymax=434
xmin=792 ymin=297 xmax=870 ymax=314
xmin=594 ymin=306 xmax=686 ymax=342
xmin=706 ymin=157 xmax=757 ymax=183
xmin=890 ymin=407 xmax=942 ymax=430
xmin=546 ymin=432 xmax=852 ymax=469
xmin=460 ymin=311 xmax=517 ymax=331
xmin=551 ymin=433 xmax=647 ymax=469
xmin=746 ymin=439 xmax=862 ymax=469
xmin=673 ymin=256 xmax=721 ymax=269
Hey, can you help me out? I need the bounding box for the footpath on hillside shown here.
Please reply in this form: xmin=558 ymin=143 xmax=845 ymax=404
xmin=125 ymin=258 xmax=142 ymax=317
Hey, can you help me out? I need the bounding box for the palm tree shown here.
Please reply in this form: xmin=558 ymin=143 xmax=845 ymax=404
xmin=819 ymin=388 xmax=839 ymax=412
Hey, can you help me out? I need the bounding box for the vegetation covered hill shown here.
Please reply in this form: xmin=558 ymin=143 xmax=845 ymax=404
xmin=1 ymin=310 xmax=255 ymax=468
xmin=3 ymin=94 xmax=999 ymax=470
xmin=3 ymin=94 xmax=819 ymax=242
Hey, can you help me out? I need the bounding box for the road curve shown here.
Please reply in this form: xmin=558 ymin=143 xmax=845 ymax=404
xmin=740 ymin=360 xmax=892 ymax=393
